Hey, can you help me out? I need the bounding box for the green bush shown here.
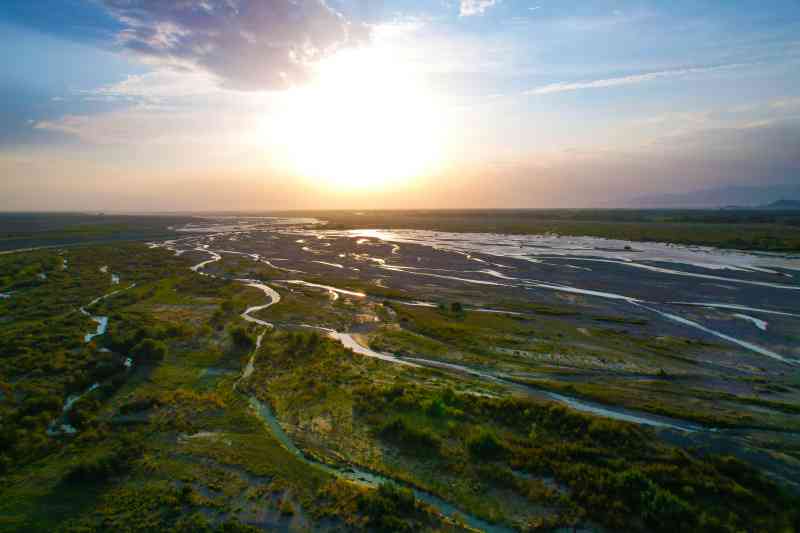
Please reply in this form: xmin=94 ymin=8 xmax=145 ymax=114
xmin=357 ymin=482 xmax=418 ymax=532
xmin=604 ymin=469 xmax=695 ymax=531
xmin=173 ymin=512 xmax=213 ymax=533
xmin=466 ymin=428 xmax=505 ymax=460
xmin=229 ymin=326 xmax=254 ymax=350
xmin=215 ymin=521 xmax=261 ymax=533
xmin=132 ymin=338 xmax=167 ymax=362
xmin=379 ymin=418 xmax=441 ymax=454
xmin=424 ymin=398 xmax=446 ymax=418
xmin=64 ymin=442 xmax=141 ymax=483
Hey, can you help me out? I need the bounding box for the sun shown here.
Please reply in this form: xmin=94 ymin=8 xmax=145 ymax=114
xmin=273 ymin=45 xmax=447 ymax=190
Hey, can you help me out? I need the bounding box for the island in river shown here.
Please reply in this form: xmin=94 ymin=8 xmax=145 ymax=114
xmin=1 ymin=211 xmax=799 ymax=532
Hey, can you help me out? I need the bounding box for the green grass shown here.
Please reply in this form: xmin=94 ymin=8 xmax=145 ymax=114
xmin=3 ymin=237 xmax=800 ymax=532
xmin=0 ymin=213 xmax=191 ymax=252
xmin=0 ymin=244 xmax=418 ymax=532
xmin=243 ymin=329 xmax=800 ymax=531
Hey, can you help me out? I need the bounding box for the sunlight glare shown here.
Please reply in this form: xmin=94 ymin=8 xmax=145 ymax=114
xmin=273 ymin=45 xmax=446 ymax=190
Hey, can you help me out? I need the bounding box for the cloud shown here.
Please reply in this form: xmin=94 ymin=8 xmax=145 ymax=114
xmin=526 ymin=63 xmax=745 ymax=95
xmin=460 ymin=0 xmax=500 ymax=17
xmin=81 ymin=70 xmax=220 ymax=104
xmin=32 ymin=105 xmax=260 ymax=146
xmin=621 ymin=96 xmax=800 ymax=146
xmin=99 ymin=0 xmax=369 ymax=90
xmin=34 ymin=115 xmax=92 ymax=139
xmin=30 ymin=72 xmax=288 ymax=148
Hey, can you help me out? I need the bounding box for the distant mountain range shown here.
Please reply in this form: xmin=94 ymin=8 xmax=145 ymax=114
xmin=632 ymin=184 xmax=800 ymax=208
xmin=722 ymin=199 xmax=800 ymax=210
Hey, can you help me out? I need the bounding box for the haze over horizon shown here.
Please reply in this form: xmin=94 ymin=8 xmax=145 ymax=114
xmin=2 ymin=1 xmax=799 ymax=211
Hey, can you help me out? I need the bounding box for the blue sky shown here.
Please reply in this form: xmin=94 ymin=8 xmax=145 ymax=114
xmin=1 ymin=0 xmax=799 ymax=210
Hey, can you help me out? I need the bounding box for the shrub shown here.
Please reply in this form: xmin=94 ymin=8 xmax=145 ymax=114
xmin=587 ymin=418 xmax=637 ymax=447
xmin=64 ymin=441 xmax=141 ymax=483
xmin=132 ymin=338 xmax=167 ymax=362
xmin=643 ymin=487 xmax=693 ymax=529
xmin=215 ymin=521 xmax=261 ymax=533
xmin=476 ymin=464 xmax=517 ymax=488
xmin=23 ymin=394 xmax=62 ymax=415
xmin=424 ymin=398 xmax=446 ymax=418
xmin=379 ymin=418 xmax=441 ymax=454
xmin=357 ymin=482 xmax=417 ymax=532
xmin=173 ymin=512 xmax=213 ymax=533
xmin=119 ymin=395 xmax=160 ymax=415
xmin=229 ymin=326 xmax=254 ymax=350
xmin=466 ymin=428 xmax=505 ymax=460
xmin=611 ymin=469 xmax=695 ymax=531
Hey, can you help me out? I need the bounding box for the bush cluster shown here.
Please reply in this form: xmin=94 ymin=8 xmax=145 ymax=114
xmin=357 ymin=482 xmax=419 ymax=532
xmin=379 ymin=418 xmax=441 ymax=455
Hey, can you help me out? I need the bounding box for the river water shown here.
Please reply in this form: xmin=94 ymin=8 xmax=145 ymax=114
xmin=168 ymin=231 xmax=710 ymax=432
xmin=248 ymin=397 xmax=513 ymax=533
xmin=158 ymin=218 xmax=800 ymax=432
xmin=140 ymin=217 xmax=800 ymax=528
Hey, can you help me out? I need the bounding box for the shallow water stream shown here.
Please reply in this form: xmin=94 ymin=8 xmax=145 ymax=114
xmin=248 ymin=397 xmax=513 ymax=533
xmin=179 ymin=240 xmax=713 ymax=432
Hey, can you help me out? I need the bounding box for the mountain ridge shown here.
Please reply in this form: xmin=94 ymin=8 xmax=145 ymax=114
xmin=632 ymin=183 xmax=800 ymax=208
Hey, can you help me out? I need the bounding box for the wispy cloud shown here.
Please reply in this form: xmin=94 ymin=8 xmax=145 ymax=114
xmin=32 ymin=106 xmax=260 ymax=146
xmin=460 ymin=0 xmax=500 ymax=17
xmin=526 ymin=63 xmax=745 ymax=95
xmin=80 ymin=71 xmax=219 ymax=104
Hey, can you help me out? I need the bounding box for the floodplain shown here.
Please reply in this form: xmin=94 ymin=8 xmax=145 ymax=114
xmin=1 ymin=212 xmax=799 ymax=532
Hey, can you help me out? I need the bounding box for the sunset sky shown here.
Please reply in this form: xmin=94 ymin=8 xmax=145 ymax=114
xmin=1 ymin=1 xmax=799 ymax=211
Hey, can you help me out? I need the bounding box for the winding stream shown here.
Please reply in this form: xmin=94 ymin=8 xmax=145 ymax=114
xmin=81 ymin=310 xmax=109 ymax=343
xmin=180 ymin=241 xmax=712 ymax=432
xmin=153 ymin=231 xmax=774 ymax=529
xmin=279 ymin=279 xmax=367 ymax=298
xmin=372 ymin=255 xmax=796 ymax=365
xmin=733 ymin=314 xmax=768 ymax=331
xmin=47 ymin=383 xmax=100 ymax=436
xmin=375 ymin=261 xmax=793 ymax=365
xmin=294 ymin=324 xmax=421 ymax=368
xmin=633 ymin=303 xmax=792 ymax=365
xmin=237 ymin=279 xmax=281 ymax=328
xmin=191 ymin=248 xmax=222 ymax=274
xmin=51 ymin=281 xmax=138 ymax=436
xmin=182 ymin=244 xmax=515 ymax=529
xmin=248 ymin=397 xmax=512 ymax=533
xmin=400 ymin=356 xmax=702 ymax=433
xmin=329 ymin=316 xmax=704 ymax=430
xmin=79 ymin=283 xmax=136 ymax=344
xmin=233 ymin=279 xmax=280 ymax=390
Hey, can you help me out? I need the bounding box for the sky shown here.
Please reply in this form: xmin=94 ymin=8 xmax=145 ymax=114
xmin=1 ymin=0 xmax=799 ymax=211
